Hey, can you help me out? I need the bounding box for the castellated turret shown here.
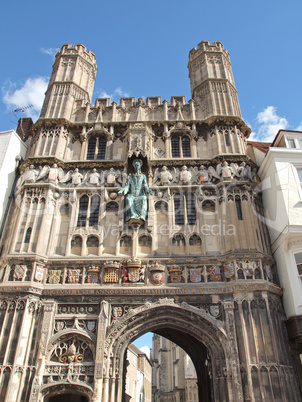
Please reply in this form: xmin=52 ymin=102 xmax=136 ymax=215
xmin=188 ymin=40 xmax=241 ymax=118
xmin=40 ymin=43 xmax=97 ymax=120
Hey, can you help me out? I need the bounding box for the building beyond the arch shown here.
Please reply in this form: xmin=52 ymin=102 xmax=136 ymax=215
xmin=0 ymin=41 xmax=300 ymax=401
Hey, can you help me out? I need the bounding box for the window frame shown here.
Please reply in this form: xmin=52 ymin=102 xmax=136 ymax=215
xmin=86 ymin=135 xmax=107 ymax=160
xmin=292 ymin=165 xmax=302 ymax=200
xmin=173 ymin=192 xmax=196 ymax=226
xmin=171 ymin=133 xmax=191 ymax=158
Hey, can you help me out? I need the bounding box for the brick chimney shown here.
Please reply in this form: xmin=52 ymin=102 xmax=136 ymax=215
xmin=16 ymin=117 xmax=33 ymax=140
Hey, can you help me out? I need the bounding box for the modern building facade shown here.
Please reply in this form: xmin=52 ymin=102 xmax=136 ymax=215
xmin=0 ymin=41 xmax=300 ymax=401
xmin=250 ymin=130 xmax=302 ymax=392
xmin=151 ymin=334 xmax=198 ymax=402
xmin=125 ymin=344 xmax=151 ymax=402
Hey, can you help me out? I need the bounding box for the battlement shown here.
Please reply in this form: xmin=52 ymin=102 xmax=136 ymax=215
xmin=55 ymin=43 xmax=96 ymax=64
xmin=188 ymin=40 xmax=230 ymax=62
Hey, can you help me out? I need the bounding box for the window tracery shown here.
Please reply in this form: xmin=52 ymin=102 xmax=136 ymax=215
xmin=86 ymin=136 xmax=107 ymax=160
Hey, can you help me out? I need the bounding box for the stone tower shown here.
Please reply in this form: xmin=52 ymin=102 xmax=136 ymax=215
xmin=188 ymin=40 xmax=241 ymax=118
xmin=40 ymin=43 xmax=97 ymax=120
xmin=0 ymin=42 xmax=300 ymax=402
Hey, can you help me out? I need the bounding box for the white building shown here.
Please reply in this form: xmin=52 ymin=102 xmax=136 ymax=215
xmin=250 ymin=130 xmax=302 ymax=389
xmin=0 ymin=129 xmax=27 ymax=244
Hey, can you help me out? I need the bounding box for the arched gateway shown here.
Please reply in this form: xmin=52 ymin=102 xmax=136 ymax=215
xmin=0 ymin=41 xmax=301 ymax=401
xmin=103 ymin=300 xmax=230 ymax=401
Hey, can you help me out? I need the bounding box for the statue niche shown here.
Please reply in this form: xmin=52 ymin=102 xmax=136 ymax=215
xmin=118 ymin=159 xmax=152 ymax=225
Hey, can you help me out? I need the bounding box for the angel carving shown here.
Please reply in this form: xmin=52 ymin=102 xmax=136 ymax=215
xmin=153 ymin=166 xmax=173 ymax=186
xmin=180 ymin=166 xmax=193 ymax=184
xmin=36 ymin=164 xmax=75 ymax=184
xmin=103 ymin=168 xmax=122 ymax=187
xmin=196 ymin=165 xmax=210 ymax=183
xmin=17 ymin=164 xmax=40 ymax=188
xmin=208 ymin=161 xmax=236 ymax=182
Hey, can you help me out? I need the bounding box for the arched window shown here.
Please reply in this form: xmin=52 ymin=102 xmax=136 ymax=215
xmin=172 ymin=234 xmax=186 ymax=246
xmin=86 ymin=136 xmax=107 ymax=160
xmin=106 ymin=201 xmax=118 ymax=212
xmin=185 ymin=193 xmax=196 ymax=225
xmin=171 ymin=134 xmax=191 ymax=158
xmin=87 ymin=236 xmax=99 ymax=247
xmin=174 ymin=193 xmax=196 ymax=225
xmin=89 ymin=195 xmax=100 ymax=226
xmin=139 ymin=235 xmax=152 ymax=247
xmin=77 ymin=195 xmax=89 ymax=227
xmin=235 ymin=198 xmax=243 ymax=220
xmin=189 ymin=234 xmax=202 ymax=246
xmin=174 ymin=194 xmax=184 ymax=225
xmin=24 ymin=227 xmax=32 ymax=243
xmin=120 ymin=235 xmax=132 ymax=247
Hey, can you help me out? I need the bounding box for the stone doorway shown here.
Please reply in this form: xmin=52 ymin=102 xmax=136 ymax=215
xmin=45 ymin=394 xmax=88 ymax=402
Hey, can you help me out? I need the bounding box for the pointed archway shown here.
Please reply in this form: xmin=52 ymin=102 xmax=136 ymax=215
xmin=102 ymin=299 xmax=235 ymax=401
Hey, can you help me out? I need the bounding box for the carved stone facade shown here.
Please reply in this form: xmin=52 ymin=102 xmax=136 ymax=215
xmin=0 ymin=41 xmax=300 ymax=401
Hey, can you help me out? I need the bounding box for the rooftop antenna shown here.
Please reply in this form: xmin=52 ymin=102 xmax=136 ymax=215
xmin=11 ymin=104 xmax=33 ymax=139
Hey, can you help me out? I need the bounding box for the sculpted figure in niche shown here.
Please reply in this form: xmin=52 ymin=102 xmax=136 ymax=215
xmin=118 ymin=159 xmax=152 ymax=222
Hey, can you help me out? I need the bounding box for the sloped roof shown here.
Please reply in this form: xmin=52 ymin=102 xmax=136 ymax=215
xmin=248 ymin=141 xmax=271 ymax=153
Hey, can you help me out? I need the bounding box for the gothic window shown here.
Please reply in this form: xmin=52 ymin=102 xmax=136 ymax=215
xmin=71 ymin=236 xmax=82 ymax=256
xmin=174 ymin=193 xmax=196 ymax=225
xmin=174 ymin=194 xmax=184 ymax=225
xmin=77 ymin=195 xmax=89 ymax=227
xmin=86 ymin=136 xmax=107 ymax=160
xmin=77 ymin=195 xmax=101 ymax=228
xmin=155 ymin=201 xmax=168 ymax=213
xmin=172 ymin=234 xmax=186 ymax=246
xmin=171 ymin=134 xmax=191 ymax=157
xmin=24 ymin=227 xmax=32 ymax=243
xmin=89 ymin=195 xmax=100 ymax=226
xmin=87 ymin=236 xmax=99 ymax=248
xmin=139 ymin=235 xmax=152 ymax=247
xmin=106 ymin=201 xmax=118 ymax=212
xmin=71 ymin=236 xmax=82 ymax=248
xmin=189 ymin=234 xmax=202 ymax=246
xmin=235 ymin=198 xmax=243 ymax=220
xmin=120 ymin=235 xmax=132 ymax=247
xmin=185 ymin=193 xmax=196 ymax=225
xmin=225 ymin=133 xmax=231 ymax=147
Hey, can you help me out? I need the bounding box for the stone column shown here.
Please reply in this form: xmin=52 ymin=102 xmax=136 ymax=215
xmin=29 ymin=301 xmax=56 ymax=402
xmin=93 ymin=301 xmax=109 ymax=402
xmin=224 ymin=300 xmax=244 ymax=402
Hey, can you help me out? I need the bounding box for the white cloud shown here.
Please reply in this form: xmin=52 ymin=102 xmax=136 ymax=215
xmin=2 ymin=77 xmax=49 ymax=122
xmin=250 ymin=106 xmax=289 ymax=142
xmin=140 ymin=346 xmax=150 ymax=359
xmin=295 ymin=123 xmax=302 ymax=131
xmin=98 ymin=87 xmax=130 ymax=101
xmin=41 ymin=47 xmax=60 ymax=58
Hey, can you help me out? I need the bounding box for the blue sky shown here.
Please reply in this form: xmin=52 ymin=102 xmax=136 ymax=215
xmin=1 ymin=0 xmax=302 ymax=142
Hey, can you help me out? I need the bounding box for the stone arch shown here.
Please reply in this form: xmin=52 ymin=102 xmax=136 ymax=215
xmin=103 ymin=300 xmax=233 ymax=401
xmin=46 ymin=330 xmax=97 ymax=361
xmin=42 ymin=383 xmax=93 ymax=402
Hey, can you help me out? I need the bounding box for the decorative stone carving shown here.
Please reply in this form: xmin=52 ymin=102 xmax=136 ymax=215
xmin=153 ymin=166 xmax=173 ymax=186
